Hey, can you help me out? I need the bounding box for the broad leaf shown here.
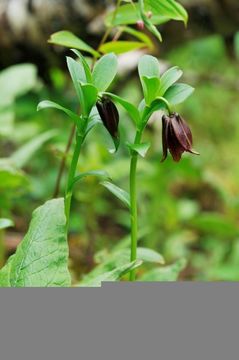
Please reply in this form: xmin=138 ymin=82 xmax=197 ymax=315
xmin=37 ymin=100 xmax=80 ymax=125
xmin=48 ymin=31 xmax=99 ymax=57
xmin=11 ymin=130 xmax=57 ymax=169
xmin=92 ymin=53 xmax=118 ymax=92
xmin=138 ymin=55 xmax=160 ymax=79
xmin=0 ymin=198 xmax=71 ymax=287
xmin=164 ymin=83 xmax=195 ymax=105
xmin=159 ymin=66 xmax=183 ymax=96
xmin=101 ymin=181 xmax=130 ymax=208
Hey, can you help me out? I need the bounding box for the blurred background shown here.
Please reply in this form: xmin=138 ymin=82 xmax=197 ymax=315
xmin=0 ymin=0 xmax=239 ymax=281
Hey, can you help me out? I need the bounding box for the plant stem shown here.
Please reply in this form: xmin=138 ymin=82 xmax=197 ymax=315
xmin=129 ymin=130 xmax=142 ymax=281
xmin=65 ymin=131 xmax=84 ymax=230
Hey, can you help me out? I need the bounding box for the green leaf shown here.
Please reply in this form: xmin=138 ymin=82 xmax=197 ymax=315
xmin=71 ymin=49 xmax=93 ymax=83
xmin=79 ymin=260 xmax=142 ymax=287
xmin=127 ymin=142 xmax=151 ymax=158
xmin=101 ymin=181 xmax=130 ymax=208
xmin=137 ymin=247 xmax=165 ymax=264
xmin=100 ymin=41 xmax=146 ymax=55
xmin=72 ymin=170 xmax=110 ymax=189
xmin=138 ymin=55 xmax=160 ymax=79
xmin=67 ymin=57 xmax=87 ymax=114
xmin=0 ymin=199 xmax=71 ymax=287
xmin=139 ymin=258 xmax=187 ymax=282
xmin=81 ymin=83 xmax=98 ymax=116
xmin=146 ymin=0 xmax=188 ymax=25
xmin=37 ymin=100 xmax=80 ymax=125
xmin=105 ymin=3 xmax=170 ymax=27
xmin=122 ymin=26 xmax=153 ymax=49
xmin=164 ymin=83 xmax=195 ymax=105
xmin=158 ymin=66 xmax=183 ymax=96
xmin=92 ymin=53 xmax=118 ymax=92
xmin=103 ymin=92 xmax=140 ymax=126
xmin=0 ymin=160 xmax=29 ymax=192
xmin=0 ymin=64 xmax=38 ymax=105
xmin=10 ymin=130 xmax=57 ymax=169
xmin=0 ymin=218 xmax=14 ymax=230
xmin=141 ymin=76 xmax=161 ymax=105
xmin=48 ymin=31 xmax=99 ymax=57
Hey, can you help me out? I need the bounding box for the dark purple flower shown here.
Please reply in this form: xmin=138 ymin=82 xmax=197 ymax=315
xmin=96 ymin=97 xmax=119 ymax=139
xmin=161 ymin=113 xmax=199 ymax=162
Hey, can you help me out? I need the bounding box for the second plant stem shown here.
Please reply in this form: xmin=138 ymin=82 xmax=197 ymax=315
xmin=65 ymin=130 xmax=84 ymax=230
xmin=130 ymin=130 xmax=143 ymax=281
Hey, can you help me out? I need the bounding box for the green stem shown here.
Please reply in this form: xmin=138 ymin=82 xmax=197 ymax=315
xmin=129 ymin=130 xmax=143 ymax=281
xmin=65 ymin=131 xmax=84 ymax=231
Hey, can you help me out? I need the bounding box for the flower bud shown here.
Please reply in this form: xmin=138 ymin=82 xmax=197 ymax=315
xmin=96 ymin=97 xmax=119 ymax=139
xmin=161 ymin=113 xmax=199 ymax=162
xmin=136 ymin=20 xmax=145 ymax=31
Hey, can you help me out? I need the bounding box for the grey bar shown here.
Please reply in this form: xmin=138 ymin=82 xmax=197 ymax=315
xmin=0 ymin=283 xmax=238 ymax=360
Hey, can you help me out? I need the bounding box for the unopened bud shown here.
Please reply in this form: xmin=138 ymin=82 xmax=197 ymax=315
xmin=136 ymin=20 xmax=145 ymax=31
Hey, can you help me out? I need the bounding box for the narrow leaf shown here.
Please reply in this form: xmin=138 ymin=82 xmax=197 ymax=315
xmin=48 ymin=31 xmax=99 ymax=57
xmin=79 ymin=260 xmax=142 ymax=287
xmin=81 ymin=83 xmax=98 ymax=116
xmin=139 ymin=259 xmax=187 ymax=282
xmin=164 ymin=83 xmax=195 ymax=105
xmin=37 ymin=100 xmax=79 ymax=125
xmin=159 ymin=66 xmax=183 ymax=96
xmin=100 ymin=41 xmax=146 ymax=55
xmin=103 ymin=92 xmax=140 ymax=126
xmin=71 ymin=49 xmax=92 ymax=83
xmin=72 ymin=170 xmax=110 ymax=189
xmin=101 ymin=181 xmax=131 ymax=209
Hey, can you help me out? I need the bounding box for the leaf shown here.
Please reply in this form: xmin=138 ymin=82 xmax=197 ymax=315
xmin=164 ymin=83 xmax=195 ymax=105
xmin=0 ymin=199 xmax=71 ymax=287
xmin=79 ymin=260 xmax=142 ymax=287
xmin=66 ymin=57 xmax=87 ymax=113
xmin=139 ymin=259 xmax=187 ymax=282
xmin=81 ymin=83 xmax=98 ymax=116
xmin=137 ymin=247 xmax=165 ymax=264
xmin=127 ymin=142 xmax=151 ymax=158
xmin=48 ymin=31 xmax=99 ymax=57
xmin=122 ymin=26 xmax=153 ymax=49
xmin=0 ymin=218 xmax=14 ymax=230
xmin=71 ymin=49 xmax=92 ymax=83
xmin=103 ymin=92 xmax=140 ymax=126
xmin=141 ymin=76 xmax=161 ymax=105
xmin=92 ymin=53 xmax=118 ymax=92
xmin=71 ymin=170 xmax=110 ymax=189
xmin=0 ymin=160 xmax=29 ymax=192
xmin=11 ymin=130 xmax=57 ymax=169
xmin=0 ymin=64 xmax=38 ymax=105
xmin=37 ymin=100 xmax=80 ymax=125
xmin=158 ymin=66 xmax=183 ymax=96
xmin=100 ymin=41 xmax=146 ymax=55
xmin=138 ymin=55 xmax=160 ymax=79
xmin=105 ymin=3 xmax=170 ymax=27
xmin=146 ymin=0 xmax=188 ymax=25
xmin=101 ymin=181 xmax=130 ymax=208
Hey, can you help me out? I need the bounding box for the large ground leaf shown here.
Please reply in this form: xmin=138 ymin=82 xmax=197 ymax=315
xmin=0 ymin=198 xmax=71 ymax=287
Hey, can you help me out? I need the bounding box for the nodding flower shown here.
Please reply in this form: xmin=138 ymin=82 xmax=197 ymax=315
xmin=96 ymin=97 xmax=119 ymax=139
xmin=161 ymin=113 xmax=199 ymax=162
